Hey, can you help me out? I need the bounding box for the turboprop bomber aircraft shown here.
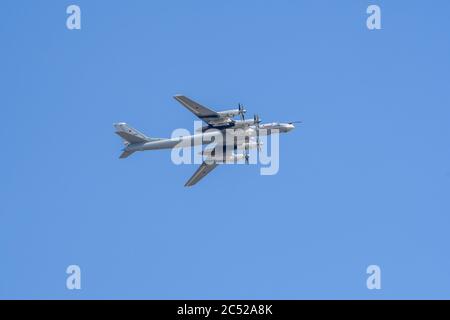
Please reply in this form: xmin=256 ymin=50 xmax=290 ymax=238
xmin=114 ymin=95 xmax=298 ymax=187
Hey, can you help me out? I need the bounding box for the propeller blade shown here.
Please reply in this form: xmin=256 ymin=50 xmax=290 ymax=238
xmin=253 ymin=114 xmax=261 ymax=125
xmin=253 ymin=114 xmax=261 ymax=145
xmin=244 ymin=142 xmax=249 ymax=165
xmin=239 ymin=103 xmax=246 ymax=121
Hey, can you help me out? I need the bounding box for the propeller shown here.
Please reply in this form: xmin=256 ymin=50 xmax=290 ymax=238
xmin=238 ymin=103 xmax=246 ymax=121
xmin=243 ymin=140 xmax=263 ymax=165
xmin=288 ymin=120 xmax=302 ymax=124
xmin=253 ymin=114 xmax=261 ymax=145
xmin=253 ymin=114 xmax=261 ymax=125
xmin=244 ymin=135 xmax=250 ymax=165
xmin=240 ymin=115 xmax=263 ymax=165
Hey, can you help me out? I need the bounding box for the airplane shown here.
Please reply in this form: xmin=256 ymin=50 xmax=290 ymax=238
xmin=114 ymin=95 xmax=298 ymax=187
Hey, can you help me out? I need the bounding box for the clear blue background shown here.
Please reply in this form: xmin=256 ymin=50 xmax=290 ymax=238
xmin=1 ymin=0 xmax=449 ymax=299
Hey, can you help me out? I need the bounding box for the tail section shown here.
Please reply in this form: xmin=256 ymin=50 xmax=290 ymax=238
xmin=114 ymin=123 xmax=149 ymax=159
xmin=114 ymin=123 xmax=164 ymax=159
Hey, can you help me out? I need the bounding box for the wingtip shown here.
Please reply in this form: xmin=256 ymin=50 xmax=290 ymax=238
xmin=113 ymin=122 xmax=127 ymax=130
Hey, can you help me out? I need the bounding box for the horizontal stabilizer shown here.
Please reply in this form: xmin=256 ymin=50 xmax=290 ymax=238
xmin=119 ymin=150 xmax=135 ymax=159
xmin=114 ymin=123 xmax=150 ymax=144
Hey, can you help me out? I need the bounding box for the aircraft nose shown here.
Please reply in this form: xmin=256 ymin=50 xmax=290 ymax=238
xmin=287 ymin=124 xmax=295 ymax=131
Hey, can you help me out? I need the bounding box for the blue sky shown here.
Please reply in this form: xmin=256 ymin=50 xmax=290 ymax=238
xmin=1 ymin=0 xmax=450 ymax=299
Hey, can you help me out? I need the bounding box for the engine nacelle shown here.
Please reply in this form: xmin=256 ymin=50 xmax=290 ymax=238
xmin=204 ymin=153 xmax=245 ymax=164
xmin=232 ymin=119 xmax=260 ymax=128
xmin=217 ymin=109 xmax=241 ymax=118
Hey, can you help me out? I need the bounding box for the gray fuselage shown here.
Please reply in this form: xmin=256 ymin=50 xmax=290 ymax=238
xmin=126 ymin=122 xmax=294 ymax=153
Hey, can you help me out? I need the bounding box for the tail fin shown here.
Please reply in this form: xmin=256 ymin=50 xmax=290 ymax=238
xmin=114 ymin=123 xmax=165 ymax=159
xmin=114 ymin=123 xmax=150 ymax=144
